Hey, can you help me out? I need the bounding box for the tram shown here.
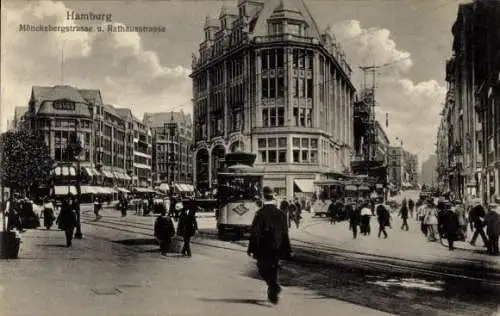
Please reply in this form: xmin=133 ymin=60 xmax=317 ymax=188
xmin=216 ymin=152 xmax=264 ymax=239
xmin=311 ymin=180 xmax=345 ymax=217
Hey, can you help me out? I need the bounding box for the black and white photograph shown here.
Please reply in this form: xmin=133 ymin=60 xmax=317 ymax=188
xmin=0 ymin=0 xmax=499 ymax=315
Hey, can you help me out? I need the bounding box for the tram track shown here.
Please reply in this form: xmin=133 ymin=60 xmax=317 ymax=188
xmin=79 ymin=213 xmax=500 ymax=287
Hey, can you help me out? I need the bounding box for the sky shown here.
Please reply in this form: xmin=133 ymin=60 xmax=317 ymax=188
xmin=1 ymin=0 xmax=467 ymax=165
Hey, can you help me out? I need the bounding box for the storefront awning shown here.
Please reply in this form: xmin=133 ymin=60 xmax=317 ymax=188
xmin=54 ymin=186 xmax=77 ymax=196
xmin=133 ymin=187 xmax=155 ymax=193
xmin=116 ymin=187 xmax=130 ymax=193
xmin=82 ymin=167 xmax=101 ymax=177
xmin=102 ymin=171 xmax=114 ymax=178
xmin=158 ymin=183 xmax=170 ymax=192
xmin=80 ymin=185 xmax=97 ymax=194
xmin=345 ymin=185 xmax=358 ymax=191
xmin=53 ymin=166 xmax=76 ymax=176
xmin=359 ymin=185 xmax=370 ymax=191
xmin=294 ymin=179 xmax=314 ymax=193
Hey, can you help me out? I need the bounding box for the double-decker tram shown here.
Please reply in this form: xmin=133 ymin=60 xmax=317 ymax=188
xmin=216 ymin=152 xmax=264 ymax=239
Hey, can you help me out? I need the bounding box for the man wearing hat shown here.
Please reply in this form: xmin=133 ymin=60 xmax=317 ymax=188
xmin=248 ymin=186 xmax=291 ymax=305
xmin=469 ymin=198 xmax=488 ymax=247
xmin=484 ymin=202 xmax=500 ymax=255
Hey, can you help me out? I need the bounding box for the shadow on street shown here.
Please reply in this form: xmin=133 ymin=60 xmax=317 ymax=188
xmin=198 ymin=298 xmax=271 ymax=307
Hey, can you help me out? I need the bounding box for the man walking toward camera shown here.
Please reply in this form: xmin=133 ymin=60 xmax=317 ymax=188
xmin=248 ymin=187 xmax=292 ymax=305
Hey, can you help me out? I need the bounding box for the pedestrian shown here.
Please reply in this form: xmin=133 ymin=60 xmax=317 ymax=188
xmin=484 ymin=202 xmax=500 ymax=255
xmin=93 ymin=197 xmax=102 ymax=220
xmin=328 ymin=199 xmax=337 ymax=224
xmin=469 ymin=199 xmax=488 ymax=247
xmin=177 ymin=202 xmax=198 ymax=257
xmin=376 ymin=203 xmax=390 ymax=238
xmin=56 ymin=196 xmax=77 ymax=247
xmin=348 ymin=202 xmax=361 ymax=239
xmin=408 ymin=198 xmax=415 ymax=219
xmin=154 ymin=209 xmax=176 ymax=256
xmin=279 ymin=199 xmax=290 ymax=228
xmin=247 ymin=186 xmax=291 ymax=305
xmin=42 ymin=197 xmax=55 ymax=229
xmin=360 ymin=202 xmax=372 ymax=236
xmin=120 ymin=194 xmax=128 ymax=217
xmin=6 ymin=196 xmax=23 ymax=232
xmin=399 ymin=200 xmax=409 ymax=231
xmin=424 ymin=199 xmax=439 ymax=242
xmin=443 ymin=201 xmax=459 ymax=251
xmin=454 ymin=200 xmax=468 ymax=241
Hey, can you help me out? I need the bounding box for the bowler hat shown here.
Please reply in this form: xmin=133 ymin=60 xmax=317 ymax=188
xmin=262 ymin=186 xmax=273 ymax=199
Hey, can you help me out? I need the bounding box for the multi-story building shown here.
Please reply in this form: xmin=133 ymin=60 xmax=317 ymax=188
xmin=25 ymin=85 xmax=152 ymax=190
xmin=143 ymin=111 xmax=194 ymax=185
xmin=374 ymin=121 xmax=389 ymax=165
xmin=436 ymin=105 xmax=450 ymax=192
xmin=387 ymin=146 xmax=404 ymax=189
xmin=403 ymin=150 xmax=419 ymax=186
xmin=421 ymin=154 xmax=437 ymax=187
xmin=190 ymin=0 xmax=356 ymax=198
xmin=442 ymin=0 xmax=500 ymax=202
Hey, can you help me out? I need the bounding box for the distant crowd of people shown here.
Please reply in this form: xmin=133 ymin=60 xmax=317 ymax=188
xmin=415 ymin=196 xmax=500 ymax=255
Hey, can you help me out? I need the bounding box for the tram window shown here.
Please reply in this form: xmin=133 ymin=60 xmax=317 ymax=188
xmin=218 ymin=176 xmax=261 ymax=202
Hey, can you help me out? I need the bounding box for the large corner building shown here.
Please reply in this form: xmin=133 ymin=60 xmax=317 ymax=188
xmin=190 ymin=0 xmax=356 ymax=198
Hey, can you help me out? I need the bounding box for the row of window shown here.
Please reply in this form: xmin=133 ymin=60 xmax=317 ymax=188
xmin=258 ymin=137 xmax=319 ymax=164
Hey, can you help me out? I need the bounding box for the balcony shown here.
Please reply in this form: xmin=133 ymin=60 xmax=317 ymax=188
xmin=253 ymin=34 xmax=318 ymax=45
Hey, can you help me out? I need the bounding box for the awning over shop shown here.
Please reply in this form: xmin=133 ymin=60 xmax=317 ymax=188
xmin=345 ymin=185 xmax=358 ymax=191
xmin=116 ymin=187 xmax=130 ymax=193
xmin=185 ymin=184 xmax=194 ymax=192
xmin=294 ymin=179 xmax=314 ymax=193
xmin=80 ymin=185 xmax=97 ymax=194
xmin=158 ymin=183 xmax=170 ymax=192
xmin=133 ymin=187 xmax=155 ymax=193
xmin=82 ymin=167 xmax=101 ymax=177
xmin=359 ymin=185 xmax=370 ymax=191
xmin=54 ymin=186 xmax=77 ymax=196
xmin=112 ymin=172 xmax=131 ymax=180
xmin=53 ymin=166 xmax=76 ymax=176
xmin=101 ymin=171 xmax=114 ymax=178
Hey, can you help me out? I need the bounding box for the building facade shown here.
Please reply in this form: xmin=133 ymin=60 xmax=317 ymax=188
xmin=403 ymin=150 xmax=419 ymax=186
xmin=190 ymin=0 xmax=356 ymax=198
xmin=374 ymin=121 xmax=389 ymax=165
xmin=436 ymin=106 xmax=450 ymax=192
xmin=387 ymin=146 xmax=404 ymax=188
xmin=439 ymin=0 xmax=500 ymax=202
xmin=144 ymin=111 xmax=194 ymax=185
xmin=26 ymin=85 xmax=152 ymax=189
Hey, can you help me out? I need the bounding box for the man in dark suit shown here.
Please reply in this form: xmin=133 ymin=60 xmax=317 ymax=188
xmin=177 ymin=202 xmax=198 ymax=257
xmin=247 ymin=186 xmax=292 ymax=305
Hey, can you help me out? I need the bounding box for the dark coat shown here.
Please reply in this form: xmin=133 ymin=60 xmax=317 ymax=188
xmin=177 ymin=209 xmax=198 ymax=237
xmin=57 ymin=203 xmax=77 ymax=230
xmin=443 ymin=209 xmax=459 ymax=240
xmin=348 ymin=205 xmax=360 ymax=225
xmin=376 ymin=204 xmax=390 ymax=226
xmin=248 ymin=202 xmax=291 ymax=260
xmin=154 ymin=215 xmax=175 ymax=240
xmin=399 ymin=204 xmax=409 ymax=219
xmin=469 ymin=205 xmax=486 ymax=229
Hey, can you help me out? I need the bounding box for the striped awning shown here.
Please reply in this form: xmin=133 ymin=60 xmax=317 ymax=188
xmin=101 ymin=171 xmax=114 ymax=178
xmin=116 ymin=187 xmax=130 ymax=193
xmin=54 ymin=186 xmax=77 ymax=196
xmin=53 ymin=166 xmax=76 ymax=176
xmin=82 ymin=167 xmax=101 ymax=177
xmin=158 ymin=183 xmax=170 ymax=192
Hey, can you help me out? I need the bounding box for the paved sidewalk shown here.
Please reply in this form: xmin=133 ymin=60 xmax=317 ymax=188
xmin=295 ymin=213 xmax=500 ymax=270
